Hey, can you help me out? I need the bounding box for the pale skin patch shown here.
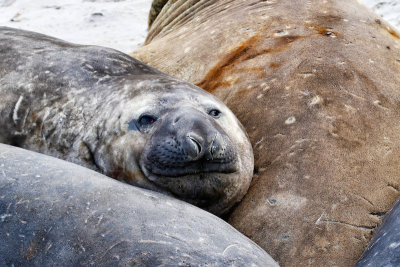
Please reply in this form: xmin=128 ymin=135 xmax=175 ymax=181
xmin=251 ymin=192 xmax=308 ymax=217
xmin=285 ymin=116 xmax=296 ymax=125
xmin=13 ymin=95 xmax=23 ymax=125
xmin=309 ymin=95 xmax=322 ymax=106
xmin=274 ymin=192 xmax=307 ymax=210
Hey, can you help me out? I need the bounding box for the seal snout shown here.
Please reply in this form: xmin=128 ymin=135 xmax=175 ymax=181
xmin=178 ymin=111 xmax=234 ymax=166
xmin=141 ymin=107 xmax=238 ymax=178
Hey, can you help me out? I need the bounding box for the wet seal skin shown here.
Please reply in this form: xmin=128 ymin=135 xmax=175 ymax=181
xmin=132 ymin=0 xmax=400 ymax=266
xmin=0 ymin=144 xmax=277 ymax=266
xmin=356 ymin=196 xmax=400 ymax=266
xmin=0 ymin=27 xmax=253 ymax=216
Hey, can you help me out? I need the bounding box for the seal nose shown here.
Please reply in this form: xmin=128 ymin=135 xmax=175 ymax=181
xmin=207 ymin=133 xmax=224 ymax=160
xmin=169 ymin=108 xmax=230 ymax=162
xmin=184 ymin=131 xmax=225 ymax=161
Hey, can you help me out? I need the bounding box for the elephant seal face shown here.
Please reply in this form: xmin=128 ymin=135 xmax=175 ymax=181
xmin=101 ymin=80 xmax=254 ymax=215
xmin=141 ymin=106 xmax=239 ymax=208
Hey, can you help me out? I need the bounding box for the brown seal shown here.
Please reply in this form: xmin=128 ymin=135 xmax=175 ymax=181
xmin=131 ymin=0 xmax=400 ymax=266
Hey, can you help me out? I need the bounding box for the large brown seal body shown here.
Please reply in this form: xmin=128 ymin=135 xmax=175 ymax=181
xmin=0 ymin=27 xmax=254 ymax=216
xmin=131 ymin=0 xmax=400 ymax=266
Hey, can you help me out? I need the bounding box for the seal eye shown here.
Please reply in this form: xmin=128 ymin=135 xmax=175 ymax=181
xmin=138 ymin=115 xmax=157 ymax=127
xmin=208 ymin=109 xmax=221 ymax=118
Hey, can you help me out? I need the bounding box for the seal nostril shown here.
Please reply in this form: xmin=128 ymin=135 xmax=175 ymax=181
xmin=210 ymin=133 xmax=219 ymax=157
xmin=189 ymin=136 xmax=202 ymax=156
xmin=211 ymin=143 xmax=217 ymax=157
xmin=174 ymin=115 xmax=181 ymax=124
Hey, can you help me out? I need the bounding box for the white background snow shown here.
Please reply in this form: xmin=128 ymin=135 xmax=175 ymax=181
xmin=0 ymin=0 xmax=399 ymax=54
xmin=0 ymin=0 xmax=152 ymax=53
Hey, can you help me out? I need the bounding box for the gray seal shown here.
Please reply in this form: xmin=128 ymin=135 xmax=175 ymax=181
xmin=0 ymin=144 xmax=277 ymax=266
xmin=0 ymin=27 xmax=254 ymax=215
xmin=355 ymin=197 xmax=400 ymax=267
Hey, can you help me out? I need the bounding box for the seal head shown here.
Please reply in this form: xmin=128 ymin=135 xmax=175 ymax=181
xmin=96 ymin=80 xmax=254 ymax=215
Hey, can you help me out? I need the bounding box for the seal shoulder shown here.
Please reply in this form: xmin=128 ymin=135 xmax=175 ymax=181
xmin=0 ymin=26 xmax=162 ymax=79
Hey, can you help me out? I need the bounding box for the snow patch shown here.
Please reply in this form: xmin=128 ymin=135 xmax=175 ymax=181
xmin=0 ymin=0 xmax=152 ymax=53
xmin=363 ymin=0 xmax=400 ymax=29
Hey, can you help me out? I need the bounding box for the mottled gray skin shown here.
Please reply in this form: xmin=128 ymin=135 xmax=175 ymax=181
xmin=356 ymin=197 xmax=400 ymax=267
xmin=0 ymin=144 xmax=277 ymax=266
xmin=0 ymin=27 xmax=253 ymax=215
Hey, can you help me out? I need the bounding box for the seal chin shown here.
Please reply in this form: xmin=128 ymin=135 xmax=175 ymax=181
xmin=142 ymin=159 xmax=238 ymax=177
xmin=139 ymin=159 xmax=238 ymax=188
xmin=139 ymin=160 xmax=240 ymax=211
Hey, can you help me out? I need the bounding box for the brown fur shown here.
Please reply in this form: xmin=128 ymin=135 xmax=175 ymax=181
xmin=131 ymin=0 xmax=400 ymax=266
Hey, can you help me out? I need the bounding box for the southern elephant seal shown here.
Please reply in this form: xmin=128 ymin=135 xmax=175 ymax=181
xmin=131 ymin=0 xmax=400 ymax=266
xmin=355 ymin=197 xmax=400 ymax=266
xmin=0 ymin=144 xmax=277 ymax=266
xmin=0 ymin=27 xmax=253 ymax=216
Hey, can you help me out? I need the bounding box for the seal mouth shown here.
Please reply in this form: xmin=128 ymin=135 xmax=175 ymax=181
xmin=141 ymin=157 xmax=238 ymax=178
xmin=140 ymin=131 xmax=238 ymax=178
xmin=139 ymin=162 xmax=239 ymax=206
xmin=139 ymin=146 xmax=239 ymax=205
